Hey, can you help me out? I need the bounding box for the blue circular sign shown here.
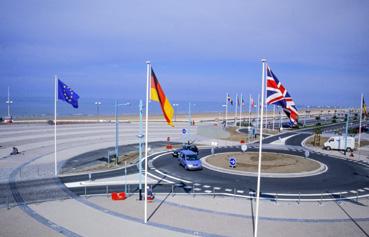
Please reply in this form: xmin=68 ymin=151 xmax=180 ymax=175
xmin=229 ymin=157 xmax=236 ymax=166
xmin=182 ymin=128 xmax=187 ymax=134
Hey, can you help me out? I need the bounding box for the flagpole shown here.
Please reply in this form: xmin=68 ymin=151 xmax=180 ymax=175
xmin=54 ymin=75 xmax=58 ymax=176
xmin=225 ymin=93 xmax=228 ymax=127
xmin=235 ymin=93 xmax=238 ymax=124
xmin=254 ymin=59 xmax=266 ymax=237
xmin=358 ymin=93 xmax=363 ymax=153
xmin=144 ymin=61 xmax=151 ymax=223
xmin=249 ymin=94 xmax=252 ymax=127
xmin=239 ymin=93 xmax=243 ymax=128
xmin=256 ymin=94 xmax=260 ymax=131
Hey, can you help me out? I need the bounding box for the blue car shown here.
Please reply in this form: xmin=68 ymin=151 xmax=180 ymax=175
xmin=178 ymin=150 xmax=202 ymax=170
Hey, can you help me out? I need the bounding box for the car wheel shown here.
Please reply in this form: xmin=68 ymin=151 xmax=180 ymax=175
xmin=346 ymin=148 xmax=352 ymax=152
xmin=326 ymin=146 xmax=331 ymax=150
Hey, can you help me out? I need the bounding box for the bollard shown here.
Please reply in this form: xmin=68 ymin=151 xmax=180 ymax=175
xmin=193 ymin=185 xmax=195 ymax=198
xmin=319 ymin=193 xmax=322 ymax=205
xmin=298 ymin=192 xmax=300 ymax=205
xmin=7 ymin=195 xmax=10 ymax=210
xmin=356 ymin=192 xmax=359 ymax=202
xmin=106 ymin=186 xmax=109 ymax=198
xmin=172 ymin=185 xmax=174 ymax=197
xmin=84 ymin=186 xmax=87 ymax=197
xmin=234 ymin=188 xmax=236 ymax=199
xmin=128 ymin=184 xmax=130 ymax=195
xmin=275 ymin=193 xmax=278 ymax=205
xmin=213 ymin=187 xmax=216 ymax=198
xmin=37 ymin=167 xmax=40 ymax=176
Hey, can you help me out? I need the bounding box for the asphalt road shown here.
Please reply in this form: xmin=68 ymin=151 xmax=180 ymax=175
xmin=64 ymin=127 xmax=369 ymax=201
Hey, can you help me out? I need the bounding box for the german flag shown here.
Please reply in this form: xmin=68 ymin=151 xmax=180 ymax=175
xmin=150 ymin=68 xmax=174 ymax=127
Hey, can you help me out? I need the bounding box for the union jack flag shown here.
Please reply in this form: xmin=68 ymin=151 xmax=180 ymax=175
xmin=266 ymin=65 xmax=299 ymax=124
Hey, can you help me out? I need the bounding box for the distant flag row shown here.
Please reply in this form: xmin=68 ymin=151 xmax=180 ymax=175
xmin=227 ymin=94 xmax=255 ymax=107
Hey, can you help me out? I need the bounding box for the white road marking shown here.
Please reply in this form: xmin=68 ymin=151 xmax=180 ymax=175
xmin=225 ymin=188 xmax=232 ymax=192
xmin=358 ymin=189 xmax=365 ymax=192
xmin=151 ymin=152 xmax=192 ymax=183
xmin=147 ymin=172 xmax=174 ymax=184
xmin=204 ymin=190 xmax=212 ymax=193
xmin=203 ymin=185 xmax=211 ymax=188
xmin=237 ymin=190 xmax=244 ymax=194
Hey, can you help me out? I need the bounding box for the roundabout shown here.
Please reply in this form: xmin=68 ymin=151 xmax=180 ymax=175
xmin=59 ymin=128 xmax=369 ymax=202
xmin=201 ymin=151 xmax=327 ymax=178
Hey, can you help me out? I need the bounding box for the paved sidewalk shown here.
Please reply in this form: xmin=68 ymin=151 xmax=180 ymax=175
xmin=21 ymin=194 xmax=369 ymax=237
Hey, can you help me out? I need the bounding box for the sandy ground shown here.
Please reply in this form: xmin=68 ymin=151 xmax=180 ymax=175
xmin=206 ymin=152 xmax=321 ymax=173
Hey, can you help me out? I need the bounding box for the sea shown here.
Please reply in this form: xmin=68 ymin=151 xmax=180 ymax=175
xmin=0 ymin=96 xmax=339 ymax=119
xmin=0 ymin=97 xmax=229 ymax=119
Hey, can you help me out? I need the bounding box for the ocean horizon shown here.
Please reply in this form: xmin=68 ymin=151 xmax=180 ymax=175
xmin=0 ymin=96 xmax=346 ymax=119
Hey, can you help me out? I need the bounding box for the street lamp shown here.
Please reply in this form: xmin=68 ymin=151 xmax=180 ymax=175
xmin=94 ymin=101 xmax=101 ymax=122
xmin=5 ymin=86 xmax=13 ymax=118
xmin=172 ymin=103 xmax=179 ymax=122
xmin=115 ymin=100 xmax=130 ymax=165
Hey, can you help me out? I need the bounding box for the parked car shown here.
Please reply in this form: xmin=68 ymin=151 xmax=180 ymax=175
xmin=323 ymin=136 xmax=355 ymax=152
xmin=172 ymin=144 xmax=199 ymax=157
xmin=178 ymin=150 xmax=202 ymax=170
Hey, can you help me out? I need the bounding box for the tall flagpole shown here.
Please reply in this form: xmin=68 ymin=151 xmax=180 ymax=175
xmin=249 ymin=94 xmax=252 ymax=127
xmin=144 ymin=61 xmax=151 ymax=223
xmin=254 ymin=59 xmax=266 ymax=237
xmin=225 ymin=93 xmax=228 ymax=127
xmin=256 ymin=94 xmax=260 ymax=130
xmin=235 ymin=93 xmax=238 ymax=124
xmin=54 ymin=75 xmax=58 ymax=176
xmin=239 ymin=93 xmax=243 ymax=128
xmin=358 ymin=93 xmax=363 ymax=152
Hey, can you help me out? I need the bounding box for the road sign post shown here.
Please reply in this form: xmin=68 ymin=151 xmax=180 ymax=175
xmin=229 ymin=157 xmax=237 ymax=168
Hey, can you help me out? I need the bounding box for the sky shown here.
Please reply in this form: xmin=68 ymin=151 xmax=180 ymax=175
xmin=0 ymin=0 xmax=368 ymax=108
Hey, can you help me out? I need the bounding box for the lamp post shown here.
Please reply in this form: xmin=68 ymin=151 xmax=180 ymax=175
xmin=188 ymin=103 xmax=195 ymax=142
xmin=115 ymin=100 xmax=130 ymax=165
xmin=138 ymin=100 xmax=144 ymax=200
xmin=5 ymin=86 xmax=13 ymax=118
xmin=94 ymin=101 xmax=101 ymax=122
xmin=173 ymin=103 xmax=179 ymax=122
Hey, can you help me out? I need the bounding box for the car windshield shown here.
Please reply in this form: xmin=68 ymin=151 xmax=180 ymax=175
xmin=186 ymin=155 xmax=198 ymax=160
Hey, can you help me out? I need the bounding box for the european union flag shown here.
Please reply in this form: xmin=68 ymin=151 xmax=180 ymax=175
xmin=58 ymin=79 xmax=80 ymax=108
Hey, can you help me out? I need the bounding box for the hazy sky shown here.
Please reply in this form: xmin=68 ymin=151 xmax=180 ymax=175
xmin=1 ymin=0 xmax=368 ymax=107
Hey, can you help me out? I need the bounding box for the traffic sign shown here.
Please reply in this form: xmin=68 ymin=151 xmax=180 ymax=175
xmin=229 ymin=157 xmax=237 ymax=168
xmin=241 ymin=144 xmax=248 ymax=152
xmin=304 ymin=150 xmax=310 ymax=158
xmin=182 ymin=128 xmax=187 ymax=134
